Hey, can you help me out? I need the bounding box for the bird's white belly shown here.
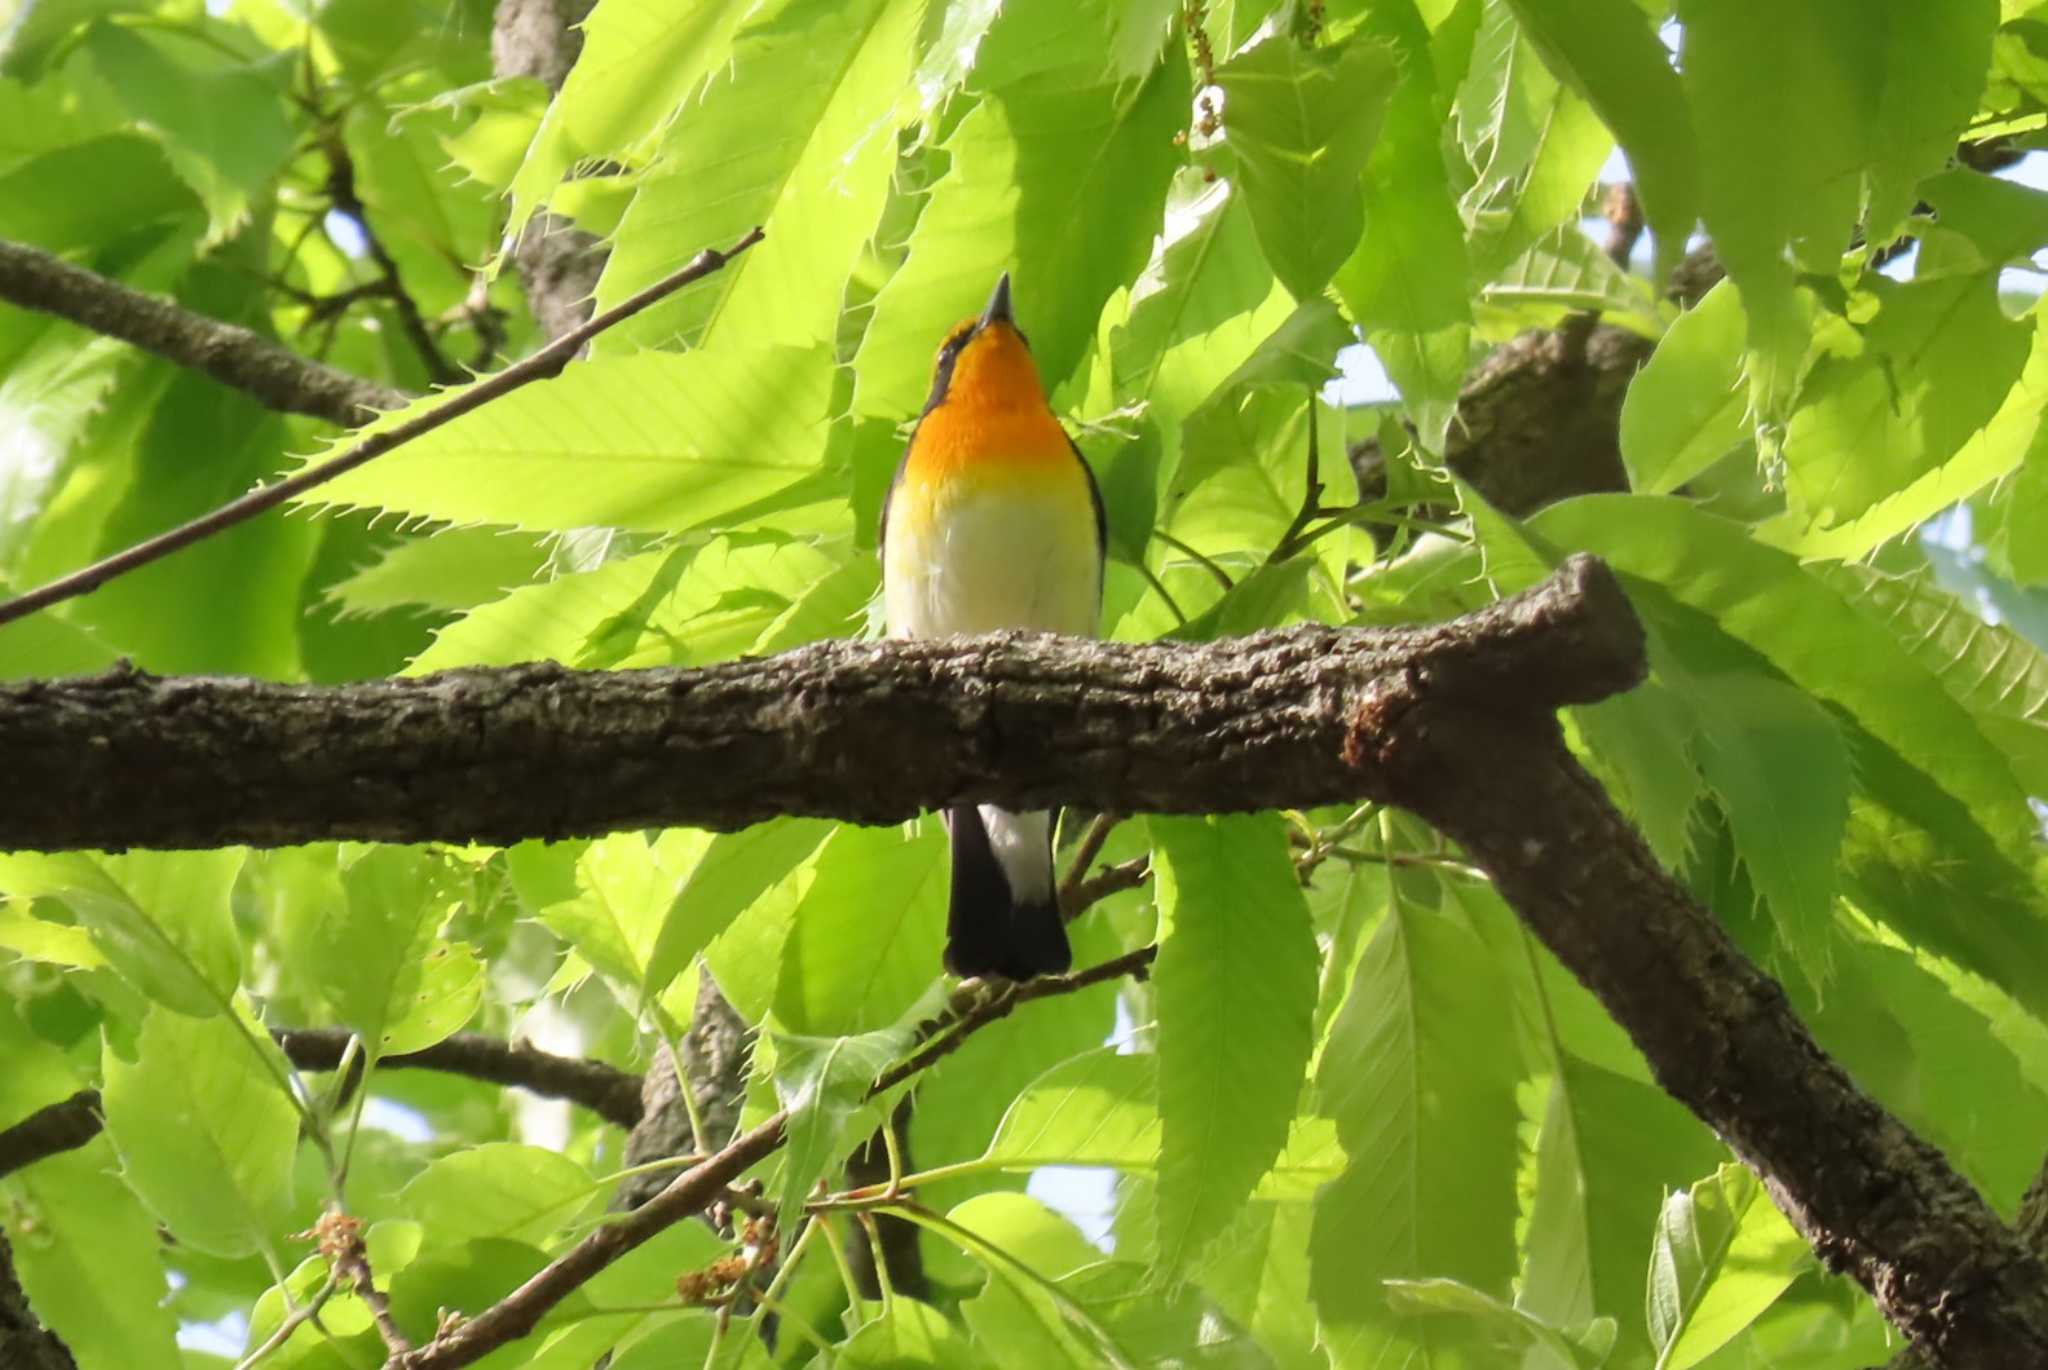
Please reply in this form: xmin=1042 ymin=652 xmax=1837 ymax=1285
xmin=885 ymin=487 xmax=1098 ymax=640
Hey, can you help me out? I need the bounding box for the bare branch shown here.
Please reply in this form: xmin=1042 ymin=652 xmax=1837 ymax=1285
xmin=0 ymin=1031 xmax=644 ymax=1182
xmin=0 ymin=226 xmax=765 ymax=631
xmin=0 ymin=236 xmax=406 ymax=426
xmin=0 ymin=555 xmax=1640 ymax=850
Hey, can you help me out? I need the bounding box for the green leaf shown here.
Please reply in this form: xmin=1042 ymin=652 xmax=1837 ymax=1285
xmin=1310 ymin=893 xmax=1519 ymax=1356
xmin=1678 ymin=670 xmax=1851 ymax=989
xmin=0 ymin=1138 xmax=180 ymax=1367
xmin=1766 ymin=304 xmax=2048 ymax=562
xmin=1619 ymin=280 xmax=1748 ymax=495
xmin=1149 ymin=813 xmax=1319 ymax=1273
xmin=769 ymin=1024 xmax=913 ymax=1228
xmin=1783 ymin=272 xmax=2031 ymax=531
xmin=842 ymin=1297 xmax=980 ymax=1366
xmin=303 ymin=346 xmax=836 ymax=535
xmin=81 ymin=22 xmax=293 ymax=243
xmin=1214 ymin=30 xmax=1400 ymax=302
xmin=1823 ymin=563 xmax=2048 ymax=799
xmin=1335 ymin=72 xmax=1472 ymax=451
xmin=852 ymin=54 xmax=1190 ymax=414
xmin=1526 ymin=495 xmax=2041 ymax=858
xmin=981 ymin=1045 xmax=1342 ymax=1191
xmin=323 ymin=527 xmax=549 ymax=619
xmin=0 ymin=849 xmax=243 ymax=1017
xmin=101 ymin=1003 xmax=299 ymax=1258
xmin=1383 ymin=1277 xmax=1614 ymax=1368
xmin=1853 ymin=0 xmax=1999 ymax=244
xmin=1480 ymin=222 xmax=1658 ymax=332
xmin=1569 ymin=681 xmax=1703 ymax=872
xmin=1505 ymin=0 xmax=1698 ymax=282
xmin=1110 ymin=172 xmax=1290 ymax=433
xmin=264 ymin=845 xmax=480 ymax=1055
xmin=541 ymin=833 xmax=681 ymax=999
xmin=642 ymin=818 xmax=835 ymax=1006
xmin=773 ymin=821 xmax=946 ymax=1037
xmin=1456 ymin=0 xmax=1615 ymax=279
xmin=505 ymin=0 xmax=758 ymax=233
xmin=1647 ymin=1165 xmax=1808 ymax=1370
xmin=595 ymin=0 xmax=916 ymax=356
xmin=944 ymin=1192 xmax=1117 ymax=1366
xmin=400 ymin=1143 xmax=599 ymax=1249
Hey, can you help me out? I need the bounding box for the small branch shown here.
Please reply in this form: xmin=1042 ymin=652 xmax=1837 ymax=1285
xmin=0 ymin=1032 xmax=644 ymax=1181
xmin=1057 ymin=812 xmax=1123 ymax=917
xmin=0 ymin=1089 xmax=101 ymax=1180
xmin=274 ymin=1028 xmax=644 ymax=1130
xmin=1066 ymin=856 xmax=1152 ymax=918
xmin=1267 ymin=388 xmax=1327 ymax=565
xmin=313 ymin=1211 xmax=413 ymax=1357
xmin=390 ymin=946 xmax=1158 ymax=1368
xmin=0 ymin=225 xmax=765 ymax=630
xmin=320 ymin=134 xmax=460 ymax=387
xmin=0 ymin=236 xmax=406 ymax=426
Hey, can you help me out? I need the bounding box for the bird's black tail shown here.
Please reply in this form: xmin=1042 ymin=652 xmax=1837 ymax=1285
xmin=943 ymin=805 xmax=1072 ymax=981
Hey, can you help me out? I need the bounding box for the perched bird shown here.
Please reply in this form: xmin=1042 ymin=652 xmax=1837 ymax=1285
xmin=879 ymin=274 xmax=1106 ymax=980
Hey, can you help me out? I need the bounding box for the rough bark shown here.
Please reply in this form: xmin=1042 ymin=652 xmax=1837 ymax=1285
xmin=0 ymin=556 xmax=1642 ymax=851
xmin=492 ymin=0 xmax=607 ymax=342
xmin=0 ymin=1232 xmax=74 ymax=1370
xmin=0 ymin=236 xmax=406 ymax=426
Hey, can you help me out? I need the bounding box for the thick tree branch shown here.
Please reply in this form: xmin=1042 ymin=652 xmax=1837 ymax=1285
xmin=0 ymin=236 xmax=407 ymax=426
xmin=0 ymin=555 xmax=1639 ymax=850
xmin=0 ymin=227 xmax=764 ymax=631
xmin=0 ymin=1031 xmax=644 ymax=1181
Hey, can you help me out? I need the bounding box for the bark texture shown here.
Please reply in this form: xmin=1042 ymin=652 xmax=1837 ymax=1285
xmin=0 ymin=237 xmax=405 ymax=426
xmin=0 ymin=556 xmax=1641 ymax=850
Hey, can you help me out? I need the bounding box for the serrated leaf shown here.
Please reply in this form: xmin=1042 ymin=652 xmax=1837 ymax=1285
xmin=1310 ymin=892 xmax=1519 ymax=1356
xmin=400 ymin=1143 xmax=599 ymax=1249
xmin=596 ymin=0 xmax=915 ymax=357
xmin=1824 ymin=563 xmax=2048 ymax=799
xmin=1620 ymin=280 xmax=1748 ymax=495
xmin=642 ymin=818 xmax=835 ymax=1006
xmin=773 ymin=821 xmax=946 ymax=1037
xmin=1385 ymin=1277 xmax=1613 ymax=1368
xmin=1215 ymin=30 xmax=1399 ymax=302
xmin=1767 ymin=303 xmax=2048 ymax=562
xmin=82 ymin=22 xmax=293 ymax=242
xmin=505 ymin=0 xmax=758 ymax=234
xmin=852 ymin=54 xmax=1189 ymax=414
xmin=943 ymin=1192 xmax=1119 ymax=1366
xmin=101 ymin=1003 xmax=299 ymax=1259
xmin=1335 ymin=73 xmax=1472 ymax=451
xmin=1150 ymin=814 xmax=1319 ymax=1274
xmin=1482 ymin=222 xmax=1659 ymax=331
xmin=1 ymin=1138 xmax=180 ymax=1367
xmin=982 ymin=1045 xmax=1341 ymax=1193
xmin=1679 ymin=670 xmax=1851 ymax=989
xmin=324 ymin=527 xmax=549 ymax=619
xmin=301 ymin=345 xmax=836 ymax=535
xmin=1784 ymin=272 xmax=2031 ymax=531
xmin=1647 ymin=1165 xmax=1807 ymax=1370
xmin=1506 ymin=0 xmax=1698 ymax=283
xmin=770 ymin=1025 xmax=913 ymax=1228
xmin=1457 ymin=0 xmax=1614 ymax=279
xmin=1527 ymin=495 xmax=2040 ymax=858
xmin=0 ymin=849 xmax=243 ymax=1017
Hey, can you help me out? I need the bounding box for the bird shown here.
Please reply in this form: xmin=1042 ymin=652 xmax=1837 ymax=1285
xmin=879 ymin=273 xmax=1106 ymax=981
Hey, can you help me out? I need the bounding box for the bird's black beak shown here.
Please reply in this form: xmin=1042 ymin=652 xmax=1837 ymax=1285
xmin=979 ymin=272 xmax=1014 ymax=331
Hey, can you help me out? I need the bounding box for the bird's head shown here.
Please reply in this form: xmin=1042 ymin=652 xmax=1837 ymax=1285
xmin=923 ymin=273 xmax=1047 ymax=415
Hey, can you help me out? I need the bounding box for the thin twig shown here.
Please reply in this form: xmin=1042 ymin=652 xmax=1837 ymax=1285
xmin=320 ymin=132 xmax=460 ymax=387
xmin=387 ymin=945 xmax=1158 ymax=1369
xmin=316 ymin=1211 xmax=413 ymax=1356
xmin=0 ymin=226 xmax=765 ymax=630
xmin=1057 ymin=812 xmax=1123 ymax=918
xmin=1267 ymin=388 xmax=1326 ymax=565
xmin=1152 ymin=530 xmax=1236 ymax=590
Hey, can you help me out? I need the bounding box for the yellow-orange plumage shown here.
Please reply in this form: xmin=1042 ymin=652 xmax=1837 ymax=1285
xmin=878 ymin=274 xmax=1104 ymax=980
